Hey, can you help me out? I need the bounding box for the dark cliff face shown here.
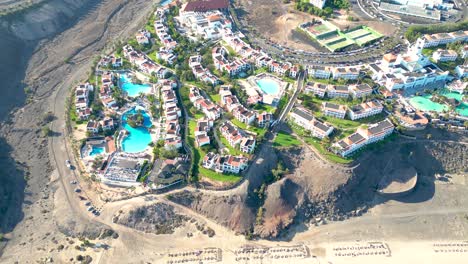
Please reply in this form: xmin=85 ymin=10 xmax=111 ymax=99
xmin=0 ymin=0 xmax=100 ymax=234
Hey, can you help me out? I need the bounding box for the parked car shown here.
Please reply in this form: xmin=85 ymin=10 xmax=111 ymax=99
xmin=65 ymin=160 xmax=71 ymax=169
xmin=74 ymin=188 xmax=81 ymax=193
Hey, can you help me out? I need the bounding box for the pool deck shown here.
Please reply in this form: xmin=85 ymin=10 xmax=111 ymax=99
xmin=246 ymin=73 xmax=287 ymax=106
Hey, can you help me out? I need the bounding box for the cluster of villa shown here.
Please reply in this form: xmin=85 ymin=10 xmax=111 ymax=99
xmin=321 ymin=101 xmax=383 ymax=120
xmin=219 ymin=122 xmax=256 ymax=153
xmin=305 ymin=82 xmax=373 ymax=98
xmin=99 ymin=71 xmax=118 ymax=109
xmin=123 ymin=45 xmax=169 ymax=78
xmin=161 ymin=80 xmax=183 ymax=150
xmin=135 ymin=29 xmax=151 ymax=46
xmin=189 ymin=86 xmax=222 ymax=120
xmin=194 ymin=118 xmax=214 ymax=147
xmin=202 ymin=152 xmax=248 ymax=174
xmin=154 ymin=7 xmax=178 ymax=64
xmin=222 ymin=31 xmax=299 ymax=78
xmin=212 ymin=46 xmax=251 ymax=77
xmin=306 ymin=65 xmax=361 ymax=80
xmin=74 ymin=83 xmax=94 ymax=121
xmin=289 ymin=107 xmax=334 ymax=139
xmin=98 ymin=54 xmax=123 ymax=68
xmin=333 ymin=119 xmax=394 ymax=157
xmin=188 ymin=55 xmax=220 ymax=85
xmin=219 ymin=86 xmax=273 ymax=127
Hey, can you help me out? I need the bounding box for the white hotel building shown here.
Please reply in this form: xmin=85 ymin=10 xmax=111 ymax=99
xmin=333 ymin=119 xmax=394 ymax=157
xmin=348 ymin=101 xmax=383 ymax=121
xmin=289 ymin=107 xmax=334 ymax=139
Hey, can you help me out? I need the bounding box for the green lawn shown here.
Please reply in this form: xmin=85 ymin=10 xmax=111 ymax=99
xmin=230 ymin=119 xmax=267 ymax=138
xmin=199 ymin=167 xmax=242 ymax=183
xmin=253 ymin=103 xmax=276 ymax=113
xmin=289 ymin=122 xmax=353 ymax=164
xmin=273 ymin=132 xmax=300 ymax=147
xmin=304 ymin=137 xmax=353 ymax=164
xmin=210 ymin=94 xmax=221 ymax=104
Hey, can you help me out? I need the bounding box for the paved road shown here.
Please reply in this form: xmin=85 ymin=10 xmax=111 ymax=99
xmin=274 ymin=70 xmax=305 ymax=130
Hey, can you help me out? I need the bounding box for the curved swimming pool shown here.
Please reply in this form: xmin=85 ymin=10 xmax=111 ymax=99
xmin=119 ymin=73 xmax=151 ymax=97
xmin=121 ymin=108 xmax=153 ymax=153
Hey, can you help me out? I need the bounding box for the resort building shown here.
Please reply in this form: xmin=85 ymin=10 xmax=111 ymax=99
xmin=150 ymin=157 xmax=188 ymax=187
xmin=188 ymin=55 xmax=220 ymax=85
xmin=86 ymin=120 xmax=100 ymax=134
xmin=219 ymin=122 xmax=256 ymax=153
xmin=307 ymin=65 xmax=332 ymax=79
xmin=232 ymin=105 xmax=256 ymax=125
xmin=195 ymin=132 xmax=211 ymax=147
xmin=333 ymin=119 xmax=394 ymax=157
xmin=74 ymin=83 xmax=94 ymax=112
xmin=373 ymin=45 xmax=450 ymax=92
xmin=202 ymin=152 xmax=248 ymax=174
xmin=309 ymin=0 xmax=327 ymax=9
xmin=212 ymin=46 xmax=251 ymax=77
xmin=332 ymin=67 xmax=360 ymax=80
xmin=240 ymin=137 xmax=256 ymax=153
xmin=177 ymin=8 xmax=231 ymax=41
xmin=322 ymin=102 xmax=347 ymax=119
xmin=305 ymin=82 xmax=372 ymax=99
xmin=349 ymin=84 xmax=373 ymax=98
xmin=348 ymin=101 xmax=383 ymax=120
xmin=256 ymin=111 xmax=273 ymax=128
xmin=447 ymin=80 xmax=467 ymax=94
xmin=135 ymin=29 xmax=151 ymax=45
xmin=289 ymin=107 xmax=334 ymax=139
xmin=195 ymin=118 xmax=214 ymax=136
xmin=190 ymin=87 xmax=222 ymax=120
xmin=123 ymin=45 xmax=169 ymax=79
xmin=420 ymin=31 xmax=468 ymax=48
xmin=432 ymin=49 xmax=458 ymax=62
xmin=327 ymin=85 xmax=350 ymax=98
xmin=455 ymin=64 xmax=467 ymax=79
xmin=100 ymin=117 xmax=115 ymax=131
xmin=99 ymin=54 xmax=123 ymax=68
xmin=305 ymin=82 xmax=327 ymax=97
xmin=102 ymin=152 xmax=146 ymax=186
xmin=462 ymin=45 xmax=468 ymax=59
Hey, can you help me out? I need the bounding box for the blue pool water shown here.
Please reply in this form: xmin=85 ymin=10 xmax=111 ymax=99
xmin=256 ymin=78 xmax=280 ymax=95
xmin=159 ymin=0 xmax=173 ymax=6
xmin=89 ymin=146 xmax=105 ymax=156
xmin=121 ymin=108 xmax=153 ymax=153
xmin=119 ymin=73 xmax=151 ymax=97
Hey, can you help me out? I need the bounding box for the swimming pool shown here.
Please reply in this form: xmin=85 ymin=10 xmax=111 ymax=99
xmin=409 ymin=95 xmax=448 ymax=113
xmin=159 ymin=0 xmax=173 ymax=6
xmin=119 ymin=73 xmax=151 ymax=97
xmin=89 ymin=146 xmax=105 ymax=156
xmin=439 ymin=90 xmax=468 ymax=117
xmin=121 ymin=108 xmax=153 ymax=153
xmin=256 ymin=78 xmax=280 ymax=95
xmin=410 ymin=91 xmax=468 ymax=117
